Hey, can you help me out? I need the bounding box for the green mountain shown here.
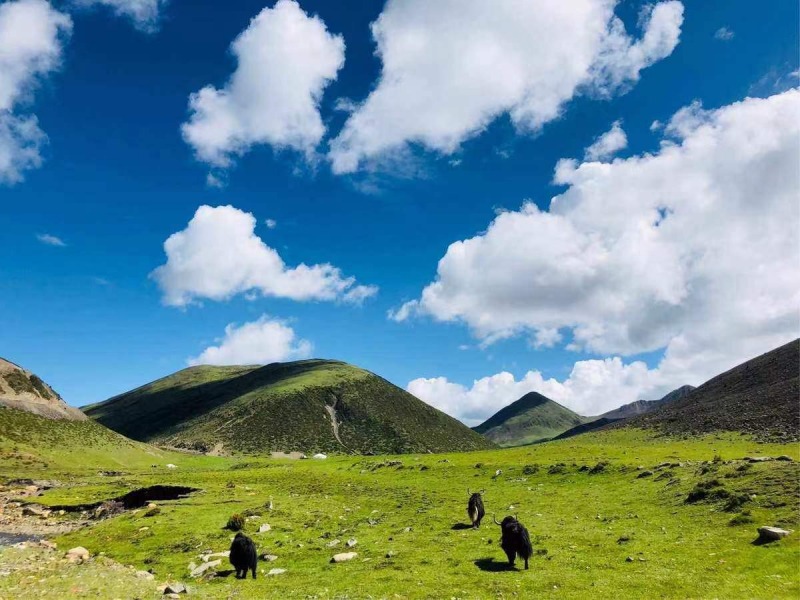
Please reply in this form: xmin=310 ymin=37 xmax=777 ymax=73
xmin=84 ymin=359 xmax=495 ymax=455
xmin=473 ymin=392 xmax=587 ymax=446
xmin=629 ymin=339 xmax=799 ymax=441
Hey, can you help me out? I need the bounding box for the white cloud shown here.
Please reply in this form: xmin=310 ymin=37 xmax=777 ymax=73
xmin=151 ymin=204 xmax=377 ymax=307
xmin=584 ymin=120 xmax=627 ymax=161
xmin=328 ymin=0 xmax=683 ymax=174
xmin=396 ymin=89 xmax=800 ymax=397
xmin=0 ymin=0 xmax=71 ymax=184
xmin=36 ymin=232 xmax=65 ymax=246
xmin=182 ymin=0 xmax=344 ymax=171
xmin=264 ymin=218 xmax=277 ymax=229
xmin=714 ymin=27 xmax=734 ymax=41
xmin=188 ymin=315 xmax=312 ymax=366
xmin=408 ymin=357 xmax=664 ymax=425
xmin=73 ymin=0 xmax=166 ymax=32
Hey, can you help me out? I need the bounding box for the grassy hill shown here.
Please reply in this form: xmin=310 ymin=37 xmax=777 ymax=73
xmin=0 ymin=406 xmax=169 ymax=473
xmin=473 ymin=392 xmax=587 ymax=446
xmin=84 ymin=359 xmax=495 ymax=455
xmin=629 ymin=339 xmax=799 ymax=441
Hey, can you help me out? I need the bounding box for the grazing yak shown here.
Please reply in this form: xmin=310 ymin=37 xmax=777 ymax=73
xmin=494 ymin=515 xmax=532 ymax=569
xmin=229 ymin=532 xmax=257 ymax=579
xmin=467 ymin=489 xmax=486 ymax=529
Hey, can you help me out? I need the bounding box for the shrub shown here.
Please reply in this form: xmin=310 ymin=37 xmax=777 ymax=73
xmin=728 ymin=510 xmax=754 ymax=526
xmin=522 ymin=464 xmax=540 ymax=475
xmin=589 ymin=462 xmax=609 ymax=475
xmin=548 ymin=463 xmax=568 ymax=475
xmin=226 ymin=513 xmax=246 ymax=531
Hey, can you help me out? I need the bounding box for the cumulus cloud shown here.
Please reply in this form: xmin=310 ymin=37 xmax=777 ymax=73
xmin=36 ymin=232 xmax=65 ymax=246
xmin=188 ymin=315 xmax=312 ymax=366
xmin=328 ymin=0 xmax=683 ymax=174
xmin=408 ymin=357 xmax=664 ymax=425
xmin=73 ymin=0 xmax=166 ymax=31
xmin=182 ymin=0 xmax=344 ymax=171
xmin=584 ymin=120 xmax=627 ymax=160
xmin=151 ymin=204 xmax=377 ymax=307
xmin=0 ymin=0 xmax=71 ymax=184
xmin=396 ymin=89 xmax=800 ymax=398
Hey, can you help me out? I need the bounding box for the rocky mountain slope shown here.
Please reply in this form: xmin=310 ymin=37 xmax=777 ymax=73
xmin=473 ymin=392 xmax=587 ymax=446
xmin=84 ymin=359 xmax=495 ymax=455
xmin=598 ymin=385 xmax=695 ymax=420
xmin=0 ymin=358 xmax=85 ymax=421
xmin=628 ymin=339 xmax=799 ymax=441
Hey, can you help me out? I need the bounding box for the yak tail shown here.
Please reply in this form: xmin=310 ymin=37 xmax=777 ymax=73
xmin=520 ymin=525 xmax=533 ymax=559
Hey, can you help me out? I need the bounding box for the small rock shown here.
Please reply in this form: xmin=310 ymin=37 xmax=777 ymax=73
xmin=636 ymin=471 xmax=653 ymax=479
xmin=775 ymin=455 xmax=794 ymax=462
xmin=331 ymin=552 xmax=358 ymax=563
xmin=747 ymin=457 xmax=773 ymax=463
xmin=147 ymin=503 xmax=157 ymax=509
xmin=403 ymin=527 xmax=412 ymax=533
xmin=190 ymin=559 xmax=220 ymax=577
xmin=166 ymin=464 xmax=178 ymax=469
xmin=625 ymin=556 xmax=634 ymax=562
xmin=135 ymin=570 xmax=155 ymax=580
xmin=166 ymin=595 xmax=181 ymax=600
xmin=757 ymin=526 xmax=793 ymax=543
xmin=163 ymin=582 xmax=187 ymax=594
xmin=346 ymin=538 xmax=357 ymax=548
xmin=201 ymin=551 xmax=229 ymax=562
xmin=39 ymin=540 xmax=57 ymax=550
xmin=258 ymin=524 xmax=271 ymax=533
xmin=260 ymin=553 xmax=278 ymax=562
xmin=65 ymin=547 xmax=90 ymax=563
xmin=138 ymin=527 xmax=150 ymax=532
xmin=22 ymin=506 xmax=47 ymax=517
xmin=385 ymin=551 xmax=395 ymax=558
xmin=267 ymin=568 xmax=286 ymax=576
xmin=313 ymin=453 xmax=327 ymax=459
xmin=326 ymin=539 xmax=340 ymax=548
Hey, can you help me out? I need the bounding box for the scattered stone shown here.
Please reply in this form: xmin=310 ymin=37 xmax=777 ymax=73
xmin=625 ymin=556 xmax=634 ymax=562
xmin=267 ymin=568 xmax=286 ymax=576
xmin=326 ymin=539 xmax=340 ymax=548
xmin=65 ymin=547 xmax=90 ymax=563
xmin=166 ymin=464 xmax=178 ymax=469
xmin=201 ymin=551 xmax=229 ymax=562
xmin=636 ymin=471 xmax=653 ymax=479
xmin=39 ymin=540 xmax=57 ymax=550
xmin=385 ymin=551 xmax=395 ymax=558
xmin=313 ymin=453 xmax=328 ymax=459
xmin=757 ymin=527 xmax=792 ymax=543
xmin=138 ymin=527 xmax=150 ymax=532
xmin=258 ymin=523 xmax=271 ymax=533
xmin=163 ymin=582 xmax=187 ymax=594
xmin=331 ymin=552 xmax=358 ymax=563
xmin=403 ymin=527 xmax=412 ymax=533
xmin=147 ymin=503 xmax=157 ymax=509
xmin=135 ymin=570 xmax=155 ymax=580
xmin=776 ymin=455 xmax=794 ymax=462
xmin=493 ymin=469 xmax=502 ymax=478
xmin=617 ymin=535 xmax=631 ymax=544
xmin=144 ymin=507 xmax=161 ymax=517
xmin=22 ymin=506 xmax=48 ymax=518
xmin=655 ymin=462 xmax=671 ymax=469
xmin=346 ymin=538 xmax=357 ymax=548
xmin=746 ymin=457 xmax=773 ymax=463
xmin=190 ymin=559 xmax=220 ymax=577
xmin=260 ymin=553 xmax=278 ymax=562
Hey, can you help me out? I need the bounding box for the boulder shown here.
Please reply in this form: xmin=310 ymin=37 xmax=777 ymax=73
xmin=65 ymin=547 xmax=90 ymax=563
xmin=313 ymin=453 xmax=327 ymax=460
xmin=757 ymin=526 xmax=792 ymax=543
xmin=331 ymin=552 xmax=358 ymax=563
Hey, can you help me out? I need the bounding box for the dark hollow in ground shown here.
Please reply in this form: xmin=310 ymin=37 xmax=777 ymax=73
xmin=50 ymin=485 xmax=199 ymax=512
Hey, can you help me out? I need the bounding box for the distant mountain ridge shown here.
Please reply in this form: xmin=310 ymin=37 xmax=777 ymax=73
xmin=627 ymin=339 xmax=799 ymax=441
xmin=0 ymin=357 xmax=85 ymax=421
xmin=472 ymin=392 xmax=587 ymax=446
xmin=84 ymin=359 xmax=495 ymax=455
xmin=597 ymin=385 xmax=696 ymax=420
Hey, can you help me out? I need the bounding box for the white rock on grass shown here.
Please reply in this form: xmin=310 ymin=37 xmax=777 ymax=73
xmin=757 ymin=526 xmax=793 ymax=543
xmin=258 ymin=523 xmax=271 ymax=533
xmin=201 ymin=551 xmax=229 ymax=562
xmin=326 ymin=539 xmax=341 ymax=548
xmin=260 ymin=554 xmax=278 ymax=562
xmin=331 ymin=552 xmax=358 ymax=563
xmin=313 ymin=453 xmax=327 ymax=459
xmin=267 ymin=568 xmax=286 ymax=576
xmin=346 ymin=538 xmax=357 ymax=548
xmin=190 ymin=560 xmax=220 ymax=577
xmin=65 ymin=547 xmax=90 ymax=563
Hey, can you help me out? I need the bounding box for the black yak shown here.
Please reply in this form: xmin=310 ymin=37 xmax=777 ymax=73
xmin=467 ymin=489 xmax=485 ymax=529
xmin=493 ymin=515 xmax=532 ymax=569
xmin=229 ymin=532 xmax=257 ymax=579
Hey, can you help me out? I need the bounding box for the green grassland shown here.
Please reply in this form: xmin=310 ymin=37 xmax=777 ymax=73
xmin=1 ymin=428 xmax=798 ymax=599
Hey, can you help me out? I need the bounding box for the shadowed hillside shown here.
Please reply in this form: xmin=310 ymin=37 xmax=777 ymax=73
xmin=628 ymin=340 xmax=799 ymax=441
xmin=473 ymin=392 xmax=587 ymax=446
xmin=84 ymin=359 xmax=495 ymax=455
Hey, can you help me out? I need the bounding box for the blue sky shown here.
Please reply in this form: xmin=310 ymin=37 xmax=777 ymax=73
xmin=1 ymin=0 xmax=798 ymax=424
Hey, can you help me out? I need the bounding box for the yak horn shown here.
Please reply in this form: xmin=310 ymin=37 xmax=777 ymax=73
xmin=493 ymin=514 xmax=501 ymax=526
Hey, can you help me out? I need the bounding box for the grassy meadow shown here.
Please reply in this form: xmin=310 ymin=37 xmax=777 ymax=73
xmin=0 ymin=428 xmax=798 ymax=599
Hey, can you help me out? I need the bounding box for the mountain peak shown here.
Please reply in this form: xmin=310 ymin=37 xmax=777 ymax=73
xmin=0 ymin=358 xmax=86 ymax=421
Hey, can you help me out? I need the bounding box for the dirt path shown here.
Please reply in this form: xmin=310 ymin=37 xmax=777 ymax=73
xmin=325 ymin=397 xmax=345 ymax=448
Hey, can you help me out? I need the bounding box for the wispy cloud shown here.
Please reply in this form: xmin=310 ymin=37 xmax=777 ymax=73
xmin=714 ymin=27 xmax=734 ymax=41
xmin=36 ymin=233 xmax=66 ymax=247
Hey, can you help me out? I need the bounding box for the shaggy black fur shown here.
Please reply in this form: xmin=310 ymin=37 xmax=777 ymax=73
xmin=497 ymin=516 xmax=532 ymax=569
xmin=467 ymin=493 xmax=486 ymax=529
xmin=229 ymin=532 xmax=257 ymax=579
